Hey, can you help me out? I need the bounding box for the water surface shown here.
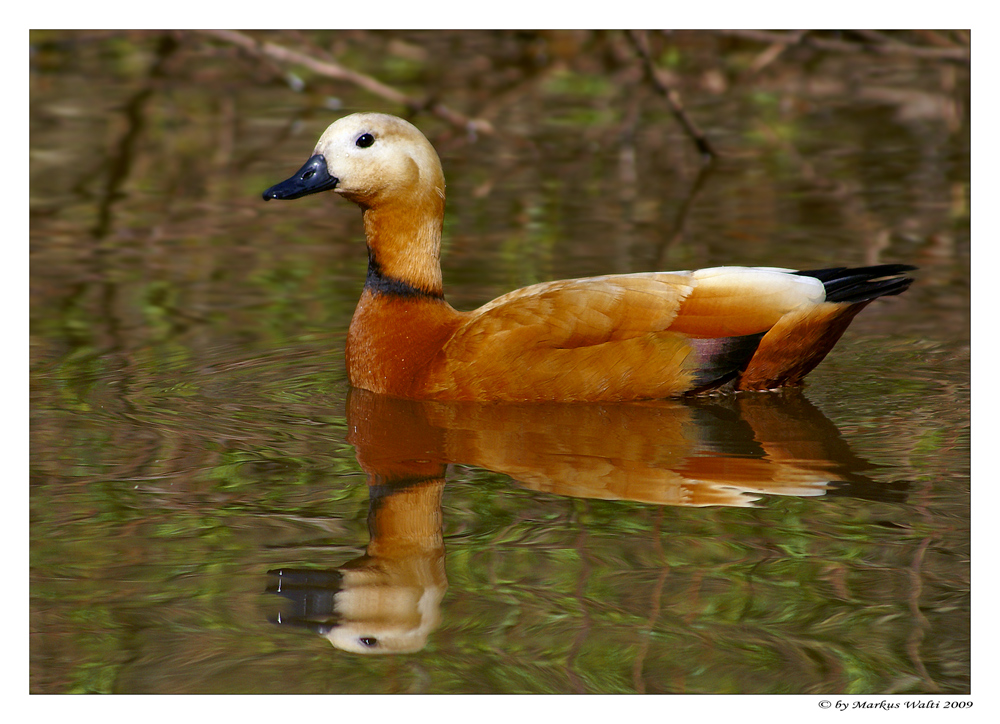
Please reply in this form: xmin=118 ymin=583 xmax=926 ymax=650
xmin=30 ymin=30 xmax=970 ymax=695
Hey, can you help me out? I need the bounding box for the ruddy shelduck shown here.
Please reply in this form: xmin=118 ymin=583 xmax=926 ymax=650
xmin=263 ymin=113 xmax=914 ymax=402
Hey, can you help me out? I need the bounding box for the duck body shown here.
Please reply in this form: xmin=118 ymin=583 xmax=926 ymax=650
xmin=264 ymin=113 xmax=914 ymax=402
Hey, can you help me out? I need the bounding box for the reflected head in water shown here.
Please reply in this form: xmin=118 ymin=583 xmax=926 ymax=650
xmin=269 ymin=479 xmax=447 ymax=655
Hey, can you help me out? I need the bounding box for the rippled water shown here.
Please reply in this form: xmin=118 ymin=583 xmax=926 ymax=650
xmin=30 ymin=30 xmax=969 ymax=695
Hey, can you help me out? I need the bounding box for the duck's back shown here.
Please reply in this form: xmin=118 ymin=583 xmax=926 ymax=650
xmin=419 ymin=267 xmax=841 ymax=401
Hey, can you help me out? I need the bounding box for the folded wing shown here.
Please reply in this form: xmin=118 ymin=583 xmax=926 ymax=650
xmin=426 ymin=267 xmax=828 ymax=401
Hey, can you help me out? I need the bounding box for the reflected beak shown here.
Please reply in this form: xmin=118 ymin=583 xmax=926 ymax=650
xmin=262 ymin=154 xmax=339 ymax=200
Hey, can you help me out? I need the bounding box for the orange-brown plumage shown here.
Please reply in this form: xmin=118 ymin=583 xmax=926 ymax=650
xmin=264 ymin=113 xmax=914 ymax=402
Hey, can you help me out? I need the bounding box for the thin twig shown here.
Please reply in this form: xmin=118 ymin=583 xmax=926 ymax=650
xmin=713 ymin=29 xmax=969 ymax=63
xmin=747 ymin=29 xmax=809 ymax=75
xmin=625 ymin=30 xmax=716 ymax=159
xmin=194 ymin=30 xmax=494 ymax=136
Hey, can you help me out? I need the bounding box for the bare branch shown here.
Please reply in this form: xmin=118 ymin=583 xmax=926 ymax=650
xmin=194 ymin=30 xmax=494 ymax=136
xmin=713 ymin=29 xmax=970 ymax=63
xmin=625 ymin=30 xmax=716 ymax=160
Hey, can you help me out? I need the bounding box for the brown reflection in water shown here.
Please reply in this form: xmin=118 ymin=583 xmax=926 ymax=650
xmin=269 ymin=388 xmax=906 ymax=654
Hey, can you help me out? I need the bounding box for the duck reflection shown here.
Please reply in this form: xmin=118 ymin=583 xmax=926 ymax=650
xmin=268 ymin=388 xmax=906 ymax=654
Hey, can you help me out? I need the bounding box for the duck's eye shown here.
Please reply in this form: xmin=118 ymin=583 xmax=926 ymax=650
xmin=359 ymin=636 xmax=378 ymax=647
xmin=356 ymin=133 xmax=375 ymax=148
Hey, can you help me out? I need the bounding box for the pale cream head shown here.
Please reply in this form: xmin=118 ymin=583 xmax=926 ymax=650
xmin=312 ymin=112 xmax=446 ymax=208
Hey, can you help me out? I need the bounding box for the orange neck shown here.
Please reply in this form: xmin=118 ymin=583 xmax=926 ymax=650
xmin=346 ymin=177 xmax=454 ymax=397
xmin=361 ymin=190 xmax=445 ymax=298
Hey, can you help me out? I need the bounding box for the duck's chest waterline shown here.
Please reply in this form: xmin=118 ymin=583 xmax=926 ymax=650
xmin=345 ymin=291 xmax=462 ymax=397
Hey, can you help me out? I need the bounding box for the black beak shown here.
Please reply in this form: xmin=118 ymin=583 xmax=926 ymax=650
xmin=262 ymin=154 xmax=339 ymax=201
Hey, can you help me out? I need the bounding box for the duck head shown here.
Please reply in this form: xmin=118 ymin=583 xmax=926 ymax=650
xmin=262 ymin=112 xmax=446 ymax=209
xmin=263 ymin=113 xmax=448 ymax=296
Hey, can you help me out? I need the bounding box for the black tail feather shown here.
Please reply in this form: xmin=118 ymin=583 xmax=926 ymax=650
xmin=794 ymin=265 xmax=916 ymax=304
